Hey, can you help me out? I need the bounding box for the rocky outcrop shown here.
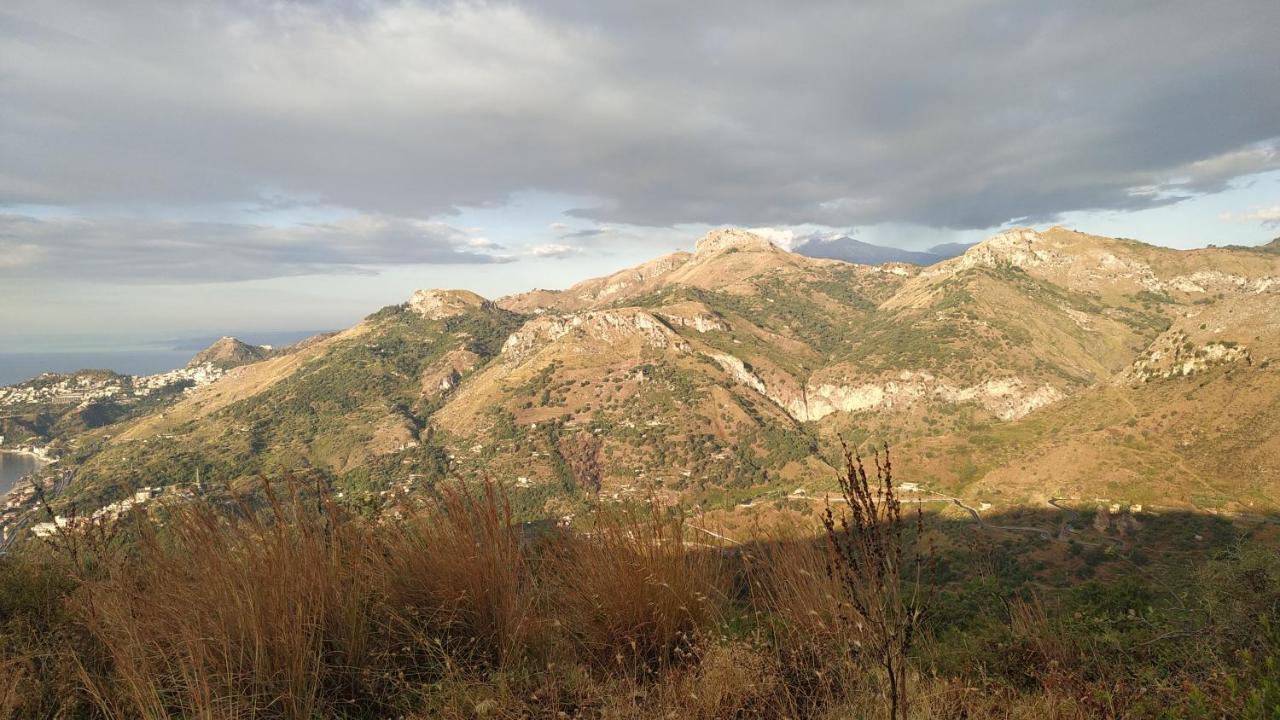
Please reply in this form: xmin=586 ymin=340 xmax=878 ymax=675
xmin=1163 ymin=270 xmax=1280 ymax=295
xmin=944 ymin=228 xmax=1065 ymax=274
xmin=498 ymin=253 xmax=692 ymax=312
xmin=792 ymin=372 xmax=1064 ymax=422
xmin=499 ymin=309 xmax=690 ymax=365
xmin=420 ymin=348 xmax=482 ymax=396
xmin=699 ymin=350 xmax=1064 ymax=423
xmin=585 ymin=255 xmax=690 ymax=303
xmin=693 ymin=228 xmax=780 ymax=256
xmin=1124 ymin=331 xmax=1251 ymax=383
xmin=707 ymin=353 xmax=769 ymax=397
xmin=935 ymin=227 xmax=1280 ymax=297
xmin=656 ymin=302 xmax=729 ymax=333
xmin=408 ymin=289 xmax=489 ymax=319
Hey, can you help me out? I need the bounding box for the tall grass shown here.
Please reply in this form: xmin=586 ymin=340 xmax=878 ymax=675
xmin=75 ymin=480 xmax=408 ymax=719
xmin=543 ymin=503 xmax=728 ymax=674
xmin=0 ymin=475 xmax=1276 ymax=719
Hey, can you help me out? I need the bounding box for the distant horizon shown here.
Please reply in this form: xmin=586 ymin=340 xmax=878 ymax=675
xmin=0 ymin=329 xmax=337 ymax=386
xmin=5 ymin=222 xmax=1278 ymax=356
xmin=0 ymin=329 xmax=337 ymax=355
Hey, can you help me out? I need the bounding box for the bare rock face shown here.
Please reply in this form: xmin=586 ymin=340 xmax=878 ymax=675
xmin=499 ymin=309 xmax=690 ymax=365
xmin=583 ymin=255 xmax=690 ymax=303
xmin=420 ymin=348 xmax=482 ymax=397
xmin=693 ymin=228 xmax=779 ymax=256
xmin=407 ymin=289 xmax=488 ymax=319
xmin=655 ymin=302 xmax=730 ymax=333
xmin=949 ymin=227 xmax=1062 ymax=273
xmin=1125 ymin=330 xmax=1251 ymax=383
xmin=791 ymin=372 xmax=1064 ymax=422
xmin=706 ymin=353 xmax=769 ymax=396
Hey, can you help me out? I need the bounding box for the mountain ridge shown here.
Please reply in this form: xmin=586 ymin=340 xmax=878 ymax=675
xmin=792 ymin=234 xmax=973 ymax=266
xmin=22 ymin=226 xmax=1280 ymax=520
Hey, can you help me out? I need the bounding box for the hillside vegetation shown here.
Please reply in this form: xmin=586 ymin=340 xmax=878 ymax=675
xmin=28 ymin=226 xmax=1280 ymax=522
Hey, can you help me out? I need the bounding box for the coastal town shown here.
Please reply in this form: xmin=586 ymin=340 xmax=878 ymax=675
xmin=0 ymin=362 xmax=228 ymax=551
xmin=0 ymin=362 xmax=224 ymax=410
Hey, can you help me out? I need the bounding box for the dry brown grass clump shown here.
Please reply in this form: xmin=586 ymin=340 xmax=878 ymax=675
xmin=67 ymin=479 xmax=532 ymax=719
xmin=543 ymin=503 xmax=730 ymax=675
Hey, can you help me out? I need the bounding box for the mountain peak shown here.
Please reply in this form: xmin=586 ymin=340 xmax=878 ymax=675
xmin=407 ymin=289 xmax=489 ymax=319
xmin=978 ymin=226 xmax=1044 ymax=248
xmin=693 ymin=228 xmax=779 ymax=256
xmin=187 ymin=336 xmax=269 ymax=370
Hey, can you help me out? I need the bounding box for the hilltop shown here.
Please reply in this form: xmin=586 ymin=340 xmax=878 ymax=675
xmin=21 ymin=226 xmax=1280 ymax=520
xmin=186 ymin=337 xmax=272 ymax=370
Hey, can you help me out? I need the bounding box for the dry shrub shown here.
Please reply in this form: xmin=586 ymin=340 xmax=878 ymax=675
xmin=0 ymin=655 xmax=32 ymax=718
xmin=822 ymin=444 xmax=929 ymax=720
xmin=1007 ymin=593 xmax=1082 ymax=692
xmin=748 ymin=533 xmax=844 ymax=639
xmin=913 ymin=677 xmax=1092 ymax=720
xmin=544 ymin=504 xmax=728 ymax=675
xmin=0 ymin=553 xmax=89 ymax=719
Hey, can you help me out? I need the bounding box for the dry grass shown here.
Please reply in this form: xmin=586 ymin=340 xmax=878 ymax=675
xmin=542 ymin=503 xmax=729 ymax=675
xmin=0 ymin=475 xmax=1277 ymax=719
xmin=74 ymin=481 xmax=401 ymax=718
xmin=744 ymin=531 xmax=863 ymax=715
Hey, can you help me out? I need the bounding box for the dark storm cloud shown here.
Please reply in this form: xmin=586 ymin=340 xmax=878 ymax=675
xmin=0 ymin=214 xmax=509 ymax=281
xmin=2 ymin=0 xmax=1278 ymax=245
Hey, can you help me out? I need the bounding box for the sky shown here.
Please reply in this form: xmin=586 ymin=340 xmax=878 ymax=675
xmin=2 ymin=0 xmax=1279 ymax=349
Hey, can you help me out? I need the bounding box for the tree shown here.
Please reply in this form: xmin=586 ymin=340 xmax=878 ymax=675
xmin=557 ymin=431 xmax=603 ymax=493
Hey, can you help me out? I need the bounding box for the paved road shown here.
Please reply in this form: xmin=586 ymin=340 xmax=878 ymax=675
xmin=0 ymin=469 xmax=72 ymax=555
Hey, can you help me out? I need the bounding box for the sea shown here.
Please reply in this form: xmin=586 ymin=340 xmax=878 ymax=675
xmin=0 ymin=330 xmax=330 ymax=387
xmin=0 ymin=349 xmax=196 ymax=387
xmin=0 ymin=451 xmax=44 ymax=496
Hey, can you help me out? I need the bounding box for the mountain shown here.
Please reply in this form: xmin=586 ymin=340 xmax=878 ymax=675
xmin=31 ymin=226 xmax=1280 ymax=520
xmin=186 ymin=337 xmax=271 ymax=370
xmin=791 ymin=235 xmax=974 ymax=266
xmin=926 ymin=241 xmax=978 ymax=258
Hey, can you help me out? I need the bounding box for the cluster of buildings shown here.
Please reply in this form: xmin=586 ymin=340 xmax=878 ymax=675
xmin=0 ymin=363 xmax=225 ymax=409
xmin=29 ymin=486 xmax=169 ymax=538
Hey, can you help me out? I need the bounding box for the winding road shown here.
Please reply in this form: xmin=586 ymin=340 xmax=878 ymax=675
xmin=0 ymin=469 xmax=73 ymax=555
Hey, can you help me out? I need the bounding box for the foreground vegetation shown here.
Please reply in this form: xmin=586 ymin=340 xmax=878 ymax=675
xmin=1 ymin=466 xmax=1277 ymax=719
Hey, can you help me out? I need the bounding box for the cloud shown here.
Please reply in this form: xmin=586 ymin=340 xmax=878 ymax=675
xmin=2 ymin=0 xmax=1279 ymax=236
xmin=0 ymin=213 xmax=510 ymax=282
xmin=1219 ymin=205 xmax=1280 ymax=228
xmin=528 ymin=243 xmax=578 ymax=258
xmin=746 ymin=227 xmax=801 ymax=251
xmin=1243 ymin=207 xmax=1280 ymax=227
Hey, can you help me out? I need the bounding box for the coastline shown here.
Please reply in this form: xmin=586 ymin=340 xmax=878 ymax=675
xmin=0 ymin=445 xmax=56 ymax=463
xmin=0 ymin=447 xmax=54 ymax=506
